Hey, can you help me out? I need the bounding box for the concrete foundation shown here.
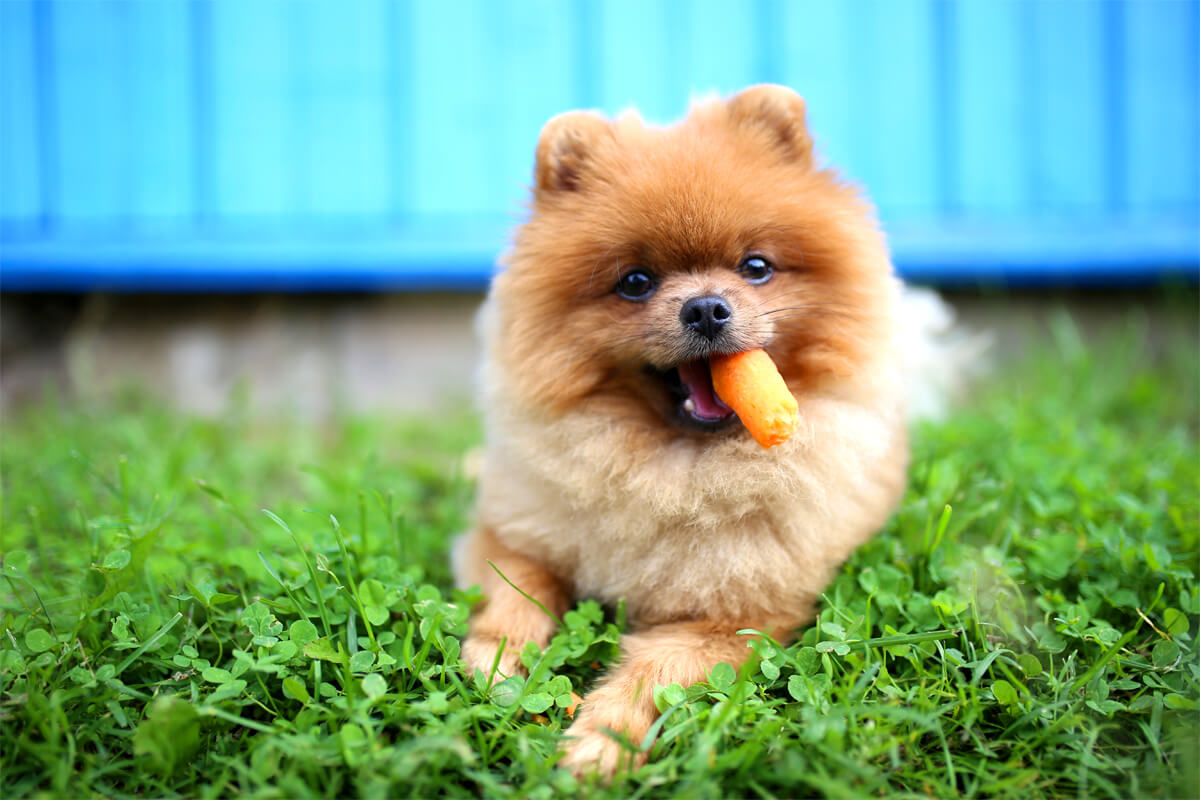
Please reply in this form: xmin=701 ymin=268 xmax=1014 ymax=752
xmin=1 ymin=292 xmax=483 ymax=418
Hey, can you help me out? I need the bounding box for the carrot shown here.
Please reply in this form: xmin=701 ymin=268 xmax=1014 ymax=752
xmin=710 ymin=349 xmax=799 ymax=449
xmin=565 ymin=691 xmax=582 ymax=718
xmin=530 ymin=692 xmax=582 ymax=725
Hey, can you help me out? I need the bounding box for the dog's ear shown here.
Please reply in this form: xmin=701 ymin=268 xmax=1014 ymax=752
xmin=535 ymin=111 xmax=611 ymax=194
xmin=726 ymin=84 xmax=813 ymax=162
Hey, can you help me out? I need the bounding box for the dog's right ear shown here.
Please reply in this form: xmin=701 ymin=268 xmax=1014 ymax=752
xmin=535 ymin=111 xmax=611 ymax=194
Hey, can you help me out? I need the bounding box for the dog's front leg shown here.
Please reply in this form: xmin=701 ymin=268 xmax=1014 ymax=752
xmin=558 ymin=618 xmax=788 ymax=779
xmin=455 ymin=526 xmax=568 ymax=679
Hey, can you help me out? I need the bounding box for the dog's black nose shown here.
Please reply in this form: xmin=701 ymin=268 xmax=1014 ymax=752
xmin=680 ymin=295 xmax=732 ymax=341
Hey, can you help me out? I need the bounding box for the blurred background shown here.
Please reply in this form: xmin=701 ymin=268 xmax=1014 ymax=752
xmin=1 ymin=0 xmax=1197 ymax=416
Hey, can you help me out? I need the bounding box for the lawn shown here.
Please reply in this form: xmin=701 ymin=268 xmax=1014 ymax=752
xmin=1 ymin=305 xmax=1197 ymax=798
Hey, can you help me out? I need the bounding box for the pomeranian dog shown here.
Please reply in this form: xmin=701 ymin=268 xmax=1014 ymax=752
xmin=454 ymin=84 xmax=909 ymax=777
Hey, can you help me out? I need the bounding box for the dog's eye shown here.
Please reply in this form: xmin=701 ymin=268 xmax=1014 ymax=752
xmin=616 ymin=269 xmax=656 ymax=301
xmin=738 ymin=255 xmax=774 ymax=285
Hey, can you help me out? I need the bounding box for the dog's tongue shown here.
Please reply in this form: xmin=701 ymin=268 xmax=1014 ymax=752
xmin=678 ymin=359 xmax=733 ymax=420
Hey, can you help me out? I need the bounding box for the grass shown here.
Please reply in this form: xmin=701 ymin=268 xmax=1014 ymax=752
xmin=2 ymin=307 xmax=1197 ymax=798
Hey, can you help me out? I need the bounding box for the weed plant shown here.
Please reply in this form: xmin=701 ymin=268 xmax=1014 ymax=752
xmin=1 ymin=312 xmax=1197 ymax=798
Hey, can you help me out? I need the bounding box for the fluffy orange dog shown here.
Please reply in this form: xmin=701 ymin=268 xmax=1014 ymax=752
xmin=454 ymin=85 xmax=909 ymax=776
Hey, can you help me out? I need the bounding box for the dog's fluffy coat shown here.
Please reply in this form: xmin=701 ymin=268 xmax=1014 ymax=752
xmin=453 ymin=85 xmax=909 ymax=776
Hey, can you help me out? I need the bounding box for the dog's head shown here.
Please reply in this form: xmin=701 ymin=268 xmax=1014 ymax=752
xmin=488 ymin=85 xmax=896 ymax=438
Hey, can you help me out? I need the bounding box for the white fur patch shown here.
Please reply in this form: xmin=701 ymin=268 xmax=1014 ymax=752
xmin=897 ymin=287 xmax=993 ymax=421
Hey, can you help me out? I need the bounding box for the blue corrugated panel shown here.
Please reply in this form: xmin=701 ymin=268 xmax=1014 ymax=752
xmin=127 ymin=1 xmax=195 ymax=228
xmin=596 ymin=0 xmax=680 ymax=123
xmin=49 ymin=0 xmax=127 ymax=227
xmin=953 ymin=0 xmax=1030 ymax=220
xmin=410 ymin=0 xmax=507 ymax=216
xmin=0 ymin=0 xmax=41 ymax=231
xmin=686 ymin=0 xmax=764 ymax=96
xmin=292 ymin=0 xmax=392 ymax=220
xmin=490 ymin=0 xmax=579 ymax=214
xmin=209 ymin=0 xmax=291 ymax=221
xmin=777 ymin=1 xmax=857 ymax=180
xmin=848 ymin=0 xmax=943 ymax=221
xmin=1030 ymin=1 xmax=1111 ymax=217
xmin=1 ymin=0 xmax=1197 ymax=291
xmin=1126 ymin=0 xmax=1199 ymax=220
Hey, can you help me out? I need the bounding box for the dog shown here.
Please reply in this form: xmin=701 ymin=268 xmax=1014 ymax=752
xmin=453 ymin=84 xmax=910 ymax=777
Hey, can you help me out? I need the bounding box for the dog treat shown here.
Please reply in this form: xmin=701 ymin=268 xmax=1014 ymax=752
xmin=711 ymin=349 xmax=800 ymax=449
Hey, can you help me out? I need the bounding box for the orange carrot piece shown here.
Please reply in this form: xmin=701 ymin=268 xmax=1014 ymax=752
xmin=711 ymin=349 xmax=799 ymax=449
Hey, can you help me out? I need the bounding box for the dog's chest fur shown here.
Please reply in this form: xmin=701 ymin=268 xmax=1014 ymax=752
xmin=475 ymin=382 xmax=907 ymax=627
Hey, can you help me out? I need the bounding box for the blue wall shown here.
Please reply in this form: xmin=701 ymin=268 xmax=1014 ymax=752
xmin=1 ymin=0 xmax=1197 ymax=291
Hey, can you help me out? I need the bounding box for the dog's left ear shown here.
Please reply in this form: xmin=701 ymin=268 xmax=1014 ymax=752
xmin=726 ymin=84 xmax=813 ymax=162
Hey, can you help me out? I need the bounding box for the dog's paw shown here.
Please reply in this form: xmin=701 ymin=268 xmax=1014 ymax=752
xmin=557 ymin=716 xmax=647 ymax=780
xmin=461 ymin=633 xmax=527 ymax=679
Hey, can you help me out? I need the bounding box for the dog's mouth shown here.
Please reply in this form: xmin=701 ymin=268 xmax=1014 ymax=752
xmin=657 ymin=358 xmax=736 ymax=431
